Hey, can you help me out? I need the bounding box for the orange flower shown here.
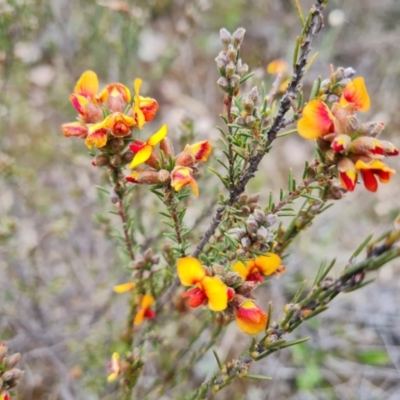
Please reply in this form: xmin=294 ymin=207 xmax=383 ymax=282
xmin=338 ymin=157 xmax=357 ymax=192
xmin=98 ymin=83 xmax=131 ymax=112
xmin=171 ymin=166 xmax=199 ymax=196
xmin=129 ymin=124 xmax=167 ymax=169
xmin=85 ymin=122 xmax=109 ymax=149
xmin=134 ymin=293 xmax=156 ymax=326
xmin=297 ymin=100 xmax=334 ymax=139
xmin=187 ymin=141 xmax=212 ymax=162
xmin=133 ymin=78 xmax=159 ymax=129
xmin=232 ymin=253 xmax=281 ymax=282
xmin=355 ymin=159 xmax=396 ymax=192
xmin=61 ymin=122 xmax=88 ymax=138
xmin=177 ymin=257 xmax=228 ymax=312
xmin=339 ymin=77 xmax=370 ymax=112
xmin=266 ymin=59 xmax=288 ymax=75
xmin=107 ymin=352 xmax=121 ymax=382
xmin=236 ymin=301 xmax=268 ymax=335
xmin=69 ymin=70 xmax=103 ymax=122
xmin=102 ymin=112 xmax=137 ymax=137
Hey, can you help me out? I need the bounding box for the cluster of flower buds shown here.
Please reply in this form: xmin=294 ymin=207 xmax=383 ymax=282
xmin=126 ymin=128 xmax=211 ymax=197
xmin=177 ymin=252 xmax=284 ymax=335
xmin=297 ymin=70 xmax=398 ymax=192
xmin=216 ymin=27 xmax=248 ymax=94
xmin=234 ymin=86 xmax=261 ymax=130
xmin=236 ymin=192 xmax=261 ymax=216
xmin=230 ymin=208 xmax=276 ymax=254
xmin=0 ymin=343 xmax=22 ymax=400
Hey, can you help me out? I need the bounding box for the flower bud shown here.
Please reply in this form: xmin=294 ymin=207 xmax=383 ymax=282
xmin=232 ymin=27 xmax=246 ymax=48
xmin=6 ymin=353 xmax=21 ymax=369
xmin=225 ymin=271 xmax=243 ymax=286
xmin=243 ymin=97 xmax=254 ymax=114
xmin=253 ymin=209 xmax=265 ymax=224
xmin=217 ymin=77 xmax=230 ymax=92
xmin=331 ymin=134 xmax=351 ymax=153
xmin=237 ymin=63 xmax=249 ymax=77
xmin=160 ymin=137 xmax=175 ymax=158
xmin=241 ymin=205 xmax=251 ymax=215
xmin=246 ymin=216 xmax=258 ymax=233
xmin=226 ymin=45 xmax=237 ymax=62
xmin=215 ymin=54 xmax=227 ymax=70
xmin=0 ymin=343 xmax=8 ymax=361
xmin=175 ymin=151 xmax=196 ymax=167
xmin=248 ymin=193 xmax=260 ymax=204
xmin=212 ymin=264 xmax=225 ymax=276
xmin=245 ymin=115 xmax=255 ymax=127
xmin=359 ymin=121 xmax=385 ymax=137
xmin=324 ymin=149 xmax=340 ymax=165
xmin=122 ymin=150 xmax=134 ymax=163
xmin=128 ymin=170 xmax=160 ymax=184
xmin=157 ymin=169 xmax=171 ymax=184
xmin=229 ymin=75 xmax=240 ymax=90
xmin=349 ymin=137 xmax=384 ymax=156
xmin=110 ymin=138 xmax=125 ymax=151
xmin=265 ymin=214 xmax=276 ymax=226
xmin=247 ymin=86 xmax=259 ymax=103
xmin=256 ymin=226 xmax=269 ymax=241
xmin=241 ymin=237 xmax=251 ymax=248
xmin=219 ymin=28 xmax=232 ymax=48
xmin=92 ymin=154 xmax=109 ymax=167
xmin=110 ymin=155 xmax=122 ymax=168
xmin=239 ymin=192 xmax=248 ymax=203
xmin=236 ymin=116 xmax=246 ymax=126
xmin=344 ymin=115 xmax=359 ymax=134
xmin=225 ymin=62 xmax=236 ymax=78
xmin=380 ymin=140 xmax=399 ymax=156
xmin=338 ymin=157 xmax=357 ymax=192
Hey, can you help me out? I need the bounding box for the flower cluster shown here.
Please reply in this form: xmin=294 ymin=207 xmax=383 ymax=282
xmin=62 ymin=71 xmax=158 ymax=150
xmin=0 ymin=343 xmax=22 ymax=400
xmin=177 ymin=253 xmax=283 ymax=335
xmin=297 ymin=72 xmax=398 ymax=192
xmin=126 ymin=132 xmax=211 ymax=197
xmin=62 ymin=71 xmax=212 ymax=197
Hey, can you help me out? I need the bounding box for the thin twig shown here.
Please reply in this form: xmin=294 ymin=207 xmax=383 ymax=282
xmin=192 ymin=0 xmax=326 ymax=258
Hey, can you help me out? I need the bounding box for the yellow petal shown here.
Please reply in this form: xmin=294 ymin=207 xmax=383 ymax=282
xmin=340 ymin=77 xmax=370 ymax=112
xmin=231 ymin=260 xmax=249 ymax=280
xmin=266 ymin=59 xmax=288 ymax=75
xmin=134 ymin=78 xmax=142 ymax=96
xmin=188 ymin=141 xmax=212 ymax=162
xmin=148 ymin=124 xmax=168 ymax=146
xmin=113 ymin=282 xmax=136 ymax=293
xmin=74 ymin=70 xmax=99 ymax=98
xmin=255 ymin=253 xmax=281 ymax=276
xmin=141 ymin=293 xmax=154 ymax=309
xmin=201 ymin=276 xmax=228 ymax=312
xmin=297 ymin=100 xmax=334 ymax=139
xmin=134 ymin=308 xmax=145 ymax=326
xmin=177 ymin=257 xmax=206 ymax=286
xmin=129 ymin=145 xmax=153 ymax=169
xmin=107 ymin=372 xmax=119 ymax=382
xmin=236 ymin=301 xmax=268 ymax=335
xmin=189 ymin=178 xmax=199 ymax=197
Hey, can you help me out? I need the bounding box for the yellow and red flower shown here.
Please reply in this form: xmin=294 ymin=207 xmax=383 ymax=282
xmin=177 ymin=257 xmax=229 ymax=312
xmin=102 ymin=112 xmax=137 ymax=137
xmin=133 ymin=78 xmax=159 ymax=129
xmin=355 ymin=159 xmax=395 ymax=192
xmin=69 ymin=70 xmax=103 ymax=123
xmin=85 ymin=122 xmax=109 ymax=149
xmin=98 ymin=83 xmax=131 ymax=113
xmin=339 ymin=77 xmax=370 ymax=112
xmin=171 ymin=166 xmax=199 ymax=196
xmin=266 ymin=58 xmax=288 ymax=75
xmin=236 ymin=300 xmax=268 ymax=335
xmin=297 ymin=100 xmax=334 ymax=139
xmin=61 ymin=121 xmax=88 ymax=138
xmin=338 ymin=157 xmax=357 ymax=192
xmin=107 ymin=352 xmax=121 ymax=382
xmin=129 ymin=124 xmax=167 ymax=169
xmin=0 ymin=391 xmax=10 ymax=400
xmin=134 ymin=293 xmax=156 ymax=326
xmin=232 ymin=253 xmax=282 ymax=282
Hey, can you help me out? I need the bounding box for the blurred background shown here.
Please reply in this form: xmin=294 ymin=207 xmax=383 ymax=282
xmin=1 ymin=0 xmax=400 ymax=399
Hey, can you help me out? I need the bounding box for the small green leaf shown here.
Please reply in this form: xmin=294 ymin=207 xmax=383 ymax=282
xmin=357 ymin=350 xmax=390 ymax=366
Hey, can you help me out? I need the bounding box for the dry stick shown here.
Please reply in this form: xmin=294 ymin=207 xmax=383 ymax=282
xmin=192 ymin=1 xmax=325 ymax=259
